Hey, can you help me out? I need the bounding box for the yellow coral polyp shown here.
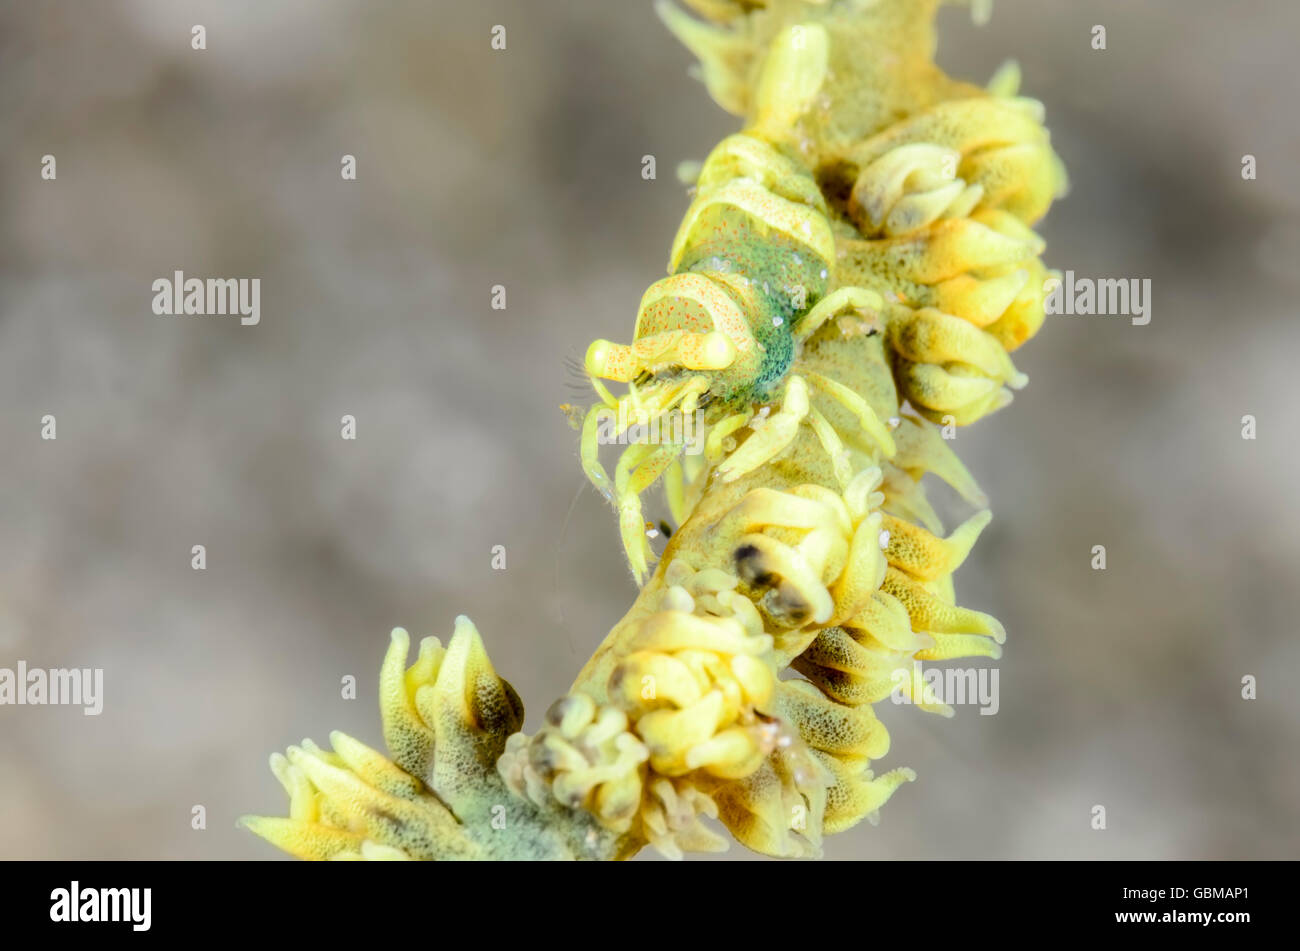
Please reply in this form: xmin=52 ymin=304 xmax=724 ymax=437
xmin=246 ymin=0 xmax=1065 ymax=861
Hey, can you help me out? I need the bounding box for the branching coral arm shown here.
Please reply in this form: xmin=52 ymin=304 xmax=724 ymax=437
xmin=242 ymin=0 xmax=1066 ymax=861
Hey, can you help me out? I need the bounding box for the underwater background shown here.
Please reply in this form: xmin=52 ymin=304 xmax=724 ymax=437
xmin=1 ymin=0 xmax=1297 ymax=859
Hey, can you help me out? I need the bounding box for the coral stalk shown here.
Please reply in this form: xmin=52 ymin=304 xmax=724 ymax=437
xmin=243 ymin=0 xmax=1065 ymax=861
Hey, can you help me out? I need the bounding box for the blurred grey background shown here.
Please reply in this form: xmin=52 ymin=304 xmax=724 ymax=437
xmin=1 ymin=0 xmax=1297 ymax=860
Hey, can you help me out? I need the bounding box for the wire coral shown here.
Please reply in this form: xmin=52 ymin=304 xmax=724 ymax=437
xmin=242 ymin=0 xmax=1065 ymax=861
